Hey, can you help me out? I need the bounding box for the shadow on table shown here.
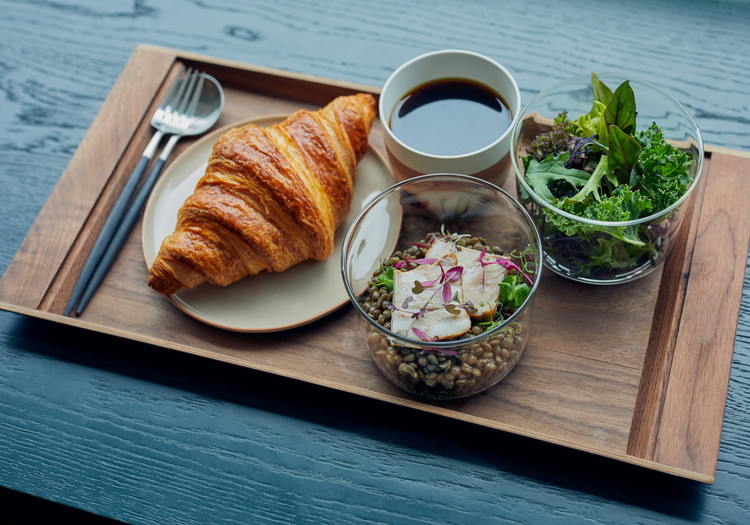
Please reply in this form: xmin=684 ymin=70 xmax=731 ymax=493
xmin=3 ymin=311 xmax=711 ymax=522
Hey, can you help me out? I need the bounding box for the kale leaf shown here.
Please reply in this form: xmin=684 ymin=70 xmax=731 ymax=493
xmin=548 ymin=184 xmax=652 ymax=247
xmin=582 ymin=186 xmax=652 ymax=246
xmin=634 ymin=123 xmax=693 ymax=211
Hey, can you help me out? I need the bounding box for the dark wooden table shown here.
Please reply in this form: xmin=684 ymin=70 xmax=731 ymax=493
xmin=2 ymin=1 xmax=749 ymax=522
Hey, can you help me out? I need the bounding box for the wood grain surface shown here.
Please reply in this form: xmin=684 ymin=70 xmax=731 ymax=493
xmin=2 ymin=0 xmax=750 ymax=523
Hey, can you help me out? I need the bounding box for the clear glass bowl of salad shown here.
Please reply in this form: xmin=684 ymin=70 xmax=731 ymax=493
xmin=511 ymin=73 xmax=704 ymax=284
xmin=341 ymin=173 xmax=542 ymax=399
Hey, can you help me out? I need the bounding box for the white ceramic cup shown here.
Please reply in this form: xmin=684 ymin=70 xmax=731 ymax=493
xmin=379 ymin=49 xmax=521 ymax=184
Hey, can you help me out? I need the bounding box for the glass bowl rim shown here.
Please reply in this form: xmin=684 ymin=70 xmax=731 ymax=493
xmin=340 ymin=172 xmax=543 ymax=350
xmin=510 ymin=72 xmax=705 ymax=227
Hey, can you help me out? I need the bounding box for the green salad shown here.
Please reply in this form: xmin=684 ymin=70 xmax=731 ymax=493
xmin=520 ymin=73 xmax=694 ymax=276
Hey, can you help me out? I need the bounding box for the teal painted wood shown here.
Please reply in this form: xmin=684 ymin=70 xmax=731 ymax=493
xmin=1 ymin=0 xmax=749 ymax=522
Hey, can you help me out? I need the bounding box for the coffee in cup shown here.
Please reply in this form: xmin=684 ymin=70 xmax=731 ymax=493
xmin=379 ymin=49 xmax=520 ymax=184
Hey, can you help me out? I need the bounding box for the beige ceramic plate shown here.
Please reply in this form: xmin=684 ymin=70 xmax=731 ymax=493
xmin=142 ymin=115 xmax=394 ymax=332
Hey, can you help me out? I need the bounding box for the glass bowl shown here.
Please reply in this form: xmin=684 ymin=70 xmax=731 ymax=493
xmin=511 ymin=73 xmax=704 ymax=284
xmin=341 ymin=173 xmax=542 ymax=400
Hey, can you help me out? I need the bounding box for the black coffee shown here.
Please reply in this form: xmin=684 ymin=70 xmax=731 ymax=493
xmin=389 ymin=78 xmax=512 ymax=156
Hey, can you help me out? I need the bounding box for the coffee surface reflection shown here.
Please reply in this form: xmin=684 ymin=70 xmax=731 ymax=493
xmin=389 ymin=78 xmax=512 ymax=156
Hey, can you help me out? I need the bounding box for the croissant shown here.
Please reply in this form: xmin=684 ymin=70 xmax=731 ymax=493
xmin=147 ymin=93 xmax=377 ymax=295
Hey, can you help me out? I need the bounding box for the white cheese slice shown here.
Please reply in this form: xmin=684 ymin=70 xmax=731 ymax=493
xmin=456 ymin=247 xmax=508 ymax=322
xmin=390 ymin=238 xmax=513 ymax=340
xmin=424 ymin=238 xmax=459 ymax=267
xmin=390 ymin=307 xmax=471 ymax=341
xmin=393 ymin=263 xmax=463 ymax=311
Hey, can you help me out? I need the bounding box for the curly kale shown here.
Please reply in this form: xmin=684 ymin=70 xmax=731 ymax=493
xmin=634 ymin=123 xmax=693 ymax=211
xmin=582 ymin=185 xmax=653 ymax=246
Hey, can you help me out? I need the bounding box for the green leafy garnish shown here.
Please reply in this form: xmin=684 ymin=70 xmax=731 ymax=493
xmin=591 ymin=72 xmax=614 ymax=107
xmin=635 ymin=123 xmax=693 ymax=211
xmin=499 ymin=273 xmax=531 ymax=309
xmin=568 ymin=155 xmax=609 ymax=203
xmin=607 ymin=125 xmax=641 ymax=185
xmin=604 ymin=80 xmax=637 ymax=135
xmin=522 ymin=73 xmax=694 ymax=275
xmin=527 ymin=112 xmax=573 ymax=162
xmin=369 ymin=260 xmax=394 ymax=291
xmin=524 ymin=152 xmax=590 ymax=202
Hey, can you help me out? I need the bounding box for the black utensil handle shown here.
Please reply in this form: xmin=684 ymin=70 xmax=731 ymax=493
xmin=73 ymin=156 xmax=168 ymax=316
xmin=63 ymin=154 xmax=151 ymax=316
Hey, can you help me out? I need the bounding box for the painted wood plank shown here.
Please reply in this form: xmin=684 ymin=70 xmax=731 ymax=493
xmin=0 ymin=46 xmax=178 ymax=310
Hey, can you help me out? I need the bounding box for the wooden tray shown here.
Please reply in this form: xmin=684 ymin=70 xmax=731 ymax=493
xmin=2 ymin=45 xmax=749 ymax=484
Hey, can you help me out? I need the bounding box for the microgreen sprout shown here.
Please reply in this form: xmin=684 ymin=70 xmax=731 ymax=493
xmin=476 ymin=247 xmax=535 ymax=287
xmin=410 ymin=327 xmax=459 ymax=355
xmin=394 ymin=257 xmax=438 ymax=270
xmin=396 ymin=261 xmax=465 ymax=321
xmin=411 ymin=327 xmax=433 ymax=341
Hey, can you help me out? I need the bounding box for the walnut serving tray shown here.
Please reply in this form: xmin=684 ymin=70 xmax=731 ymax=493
xmin=2 ymin=45 xmax=749 ymax=484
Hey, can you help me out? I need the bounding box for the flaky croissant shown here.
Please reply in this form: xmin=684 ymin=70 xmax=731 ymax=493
xmin=148 ymin=93 xmax=376 ymax=295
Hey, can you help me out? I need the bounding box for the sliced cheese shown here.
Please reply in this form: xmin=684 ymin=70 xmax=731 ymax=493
xmin=456 ymin=247 xmax=508 ymax=322
xmin=393 ymin=263 xmax=463 ymax=311
xmin=391 ymin=308 xmax=471 ymax=341
xmin=391 ymin=237 xmax=512 ymax=340
xmin=424 ymin=238 xmax=459 ymax=267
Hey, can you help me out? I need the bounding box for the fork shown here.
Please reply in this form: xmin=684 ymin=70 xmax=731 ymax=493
xmin=64 ymin=67 xmax=205 ymax=316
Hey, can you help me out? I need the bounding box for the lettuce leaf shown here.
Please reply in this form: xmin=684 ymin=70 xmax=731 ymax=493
xmin=524 ymin=152 xmax=591 ymax=202
xmin=571 ymin=72 xmax=614 ymax=144
xmin=568 ymin=155 xmax=609 ymax=203
xmin=604 ymin=80 xmax=637 ymax=135
xmin=571 ymin=100 xmax=608 ymax=145
xmin=608 ymin=125 xmax=642 ymax=185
